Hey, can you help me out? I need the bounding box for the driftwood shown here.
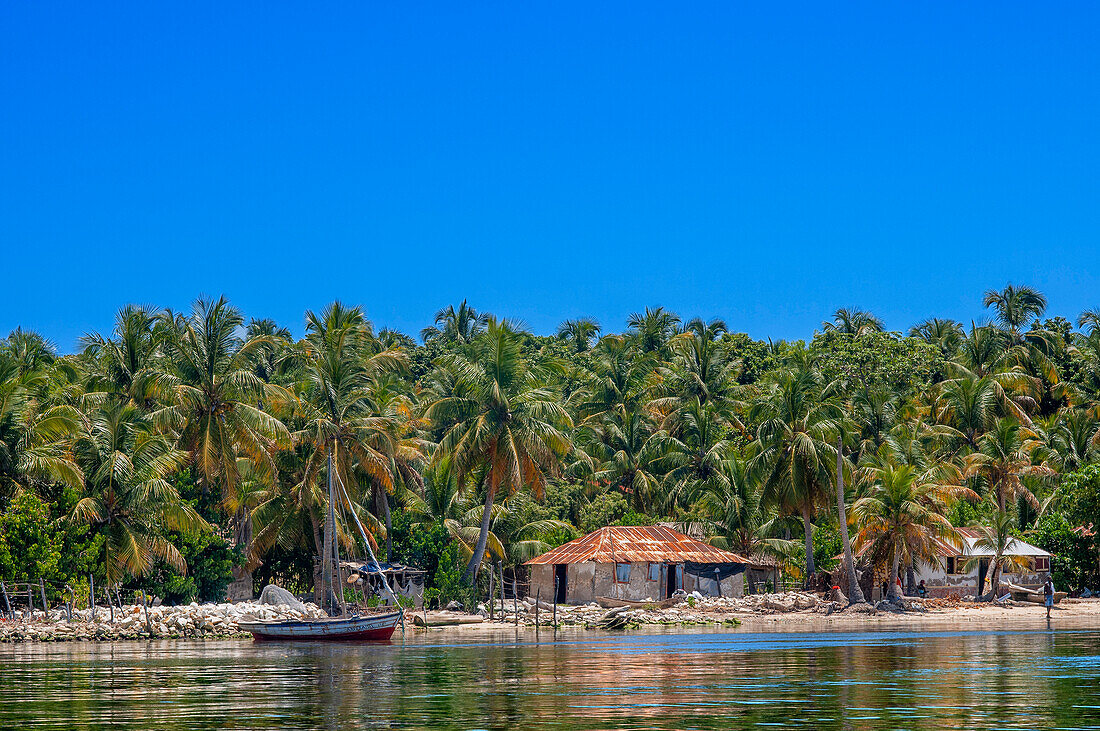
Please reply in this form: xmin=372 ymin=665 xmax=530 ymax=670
xmin=412 ymin=611 xmax=485 ymax=627
xmin=595 ymin=606 xmax=634 ymax=630
xmin=596 ymin=596 xmax=680 ymax=610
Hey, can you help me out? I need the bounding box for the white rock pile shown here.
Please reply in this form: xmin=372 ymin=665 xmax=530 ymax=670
xmin=482 ymin=590 xmax=835 ymax=628
xmin=0 ymin=600 xmax=326 ymax=643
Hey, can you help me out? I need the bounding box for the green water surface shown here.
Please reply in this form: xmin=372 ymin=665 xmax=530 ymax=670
xmin=1 ymin=626 xmax=1098 ymax=729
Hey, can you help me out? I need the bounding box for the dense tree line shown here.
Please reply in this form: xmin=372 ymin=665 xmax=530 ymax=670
xmin=3 ymin=286 xmax=1100 ymax=607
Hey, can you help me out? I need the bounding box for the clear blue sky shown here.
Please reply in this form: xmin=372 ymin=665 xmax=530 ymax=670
xmin=3 ymin=3 xmax=1099 ymax=351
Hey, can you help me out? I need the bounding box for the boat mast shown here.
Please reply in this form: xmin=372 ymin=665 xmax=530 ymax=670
xmin=326 ymin=449 xmax=347 ymax=616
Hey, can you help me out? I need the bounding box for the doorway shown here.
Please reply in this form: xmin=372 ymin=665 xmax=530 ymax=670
xmin=665 ymin=564 xmax=680 ymax=598
xmin=554 ymin=564 xmax=567 ymax=603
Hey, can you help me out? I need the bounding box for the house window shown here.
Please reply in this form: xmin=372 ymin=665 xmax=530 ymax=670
xmin=947 ymin=557 xmax=965 ymax=575
xmin=675 ymin=564 xmax=684 ymax=590
xmin=647 ymin=563 xmax=660 ymax=582
xmin=1034 ymin=557 xmax=1050 ymax=572
xmin=615 ymin=563 xmax=632 ymax=583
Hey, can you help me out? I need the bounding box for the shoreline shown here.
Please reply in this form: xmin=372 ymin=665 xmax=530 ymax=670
xmin=4 ymin=594 xmax=1097 ymax=644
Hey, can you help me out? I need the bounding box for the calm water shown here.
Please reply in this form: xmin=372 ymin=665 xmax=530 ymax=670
xmin=2 ymin=626 xmax=1100 ymax=729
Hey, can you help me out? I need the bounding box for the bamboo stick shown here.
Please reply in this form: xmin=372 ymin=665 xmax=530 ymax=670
xmin=141 ymin=591 xmax=153 ymax=635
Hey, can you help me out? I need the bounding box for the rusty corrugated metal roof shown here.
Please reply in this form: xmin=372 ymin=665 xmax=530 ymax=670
xmin=524 ymin=525 xmax=753 ymax=565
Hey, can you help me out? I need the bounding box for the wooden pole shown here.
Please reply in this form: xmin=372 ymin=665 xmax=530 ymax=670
xmin=535 ymin=588 xmax=540 ymax=632
xmin=63 ymin=585 xmax=73 ymax=622
xmin=27 ymin=583 xmax=34 ymax=621
xmin=498 ymin=562 xmax=505 ymax=617
xmin=513 ymin=577 xmax=518 ymax=626
xmin=39 ymin=578 xmax=48 ymax=614
xmin=553 ymin=575 xmax=558 ymax=628
xmin=89 ymin=574 xmax=95 ymax=622
xmin=141 ymin=591 xmax=153 ymax=635
xmin=488 ymin=566 xmax=495 ymax=621
xmin=0 ymin=580 xmax=10 ymax=619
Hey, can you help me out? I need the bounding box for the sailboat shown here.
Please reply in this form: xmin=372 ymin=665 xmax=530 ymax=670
xmin=240 ymin=453 xmax=404 ymax=642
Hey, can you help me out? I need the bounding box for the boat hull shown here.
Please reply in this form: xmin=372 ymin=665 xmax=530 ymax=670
xmin=240 ymin=611 xmax=402 ymax=642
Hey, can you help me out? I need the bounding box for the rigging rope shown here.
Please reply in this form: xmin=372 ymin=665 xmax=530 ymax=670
xmin=331 ymin=465 xmax=402 ymax=612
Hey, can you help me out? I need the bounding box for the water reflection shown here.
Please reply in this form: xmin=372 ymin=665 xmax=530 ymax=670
xmin=1 ymin=628 xmax=1098 ymax=729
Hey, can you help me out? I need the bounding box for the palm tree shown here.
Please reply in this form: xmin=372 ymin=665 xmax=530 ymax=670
xmin=695 ymin=455 xmax=795 ymax=575
xmin=966 ymin=509 xmax=1029 ymax=600
xmin=577 ymin=404 xmax=667 ymax=513
xmin=652 ymin=318 xmax=744 ymax=422
xmin=823 ymin=308 xmax=885 ymax=336
xmin=660 ymin=401 xmax=735 ymax=513
xmin=748 ymin=365 xmax=844 ymax=579
xmin=79 ymin=305 xmax=161 ymax=407
xmin=1077 ymin=309 xmax=1100 ymax=336
xmin=627 ymin=307 xmax=681 ymax=355
xmin=243 ymin=318 xmax=293 ymax=384
xmin=288 ymin=302 xmax=413 ymax=596
xmin=70 ymin=402 xmax=208 ymax=585
xmin=851 ymin=463 xmax=961 ymax=601
xmin=0 ymin=339 xmax=83 ymax=499
xmin=152 ymin=296 xmax=292 ymax=496
xmin=910 ymin=318 xmax=964 ymax=359
xmin=963 ymin=417 xmax=1054 ymax=513
xmin=557 ymin=318 xmax=601 ymax=353
xmin=420 ymin=300 xmax=489 ymax=343
xmin=983 ymin=284 xmax=1047 ymax=335
xmin=1036 ymin=409 xmax=1099 ymax=472
xmin=1 ymin=328 xmax=57 ymax=377
xmin=425 ymin=317 xmax=572 ymax=582
xmin=571 ymin=335 xmax=652 ymax=421
xmin=150 ymin=296 xmax=292 ymax=595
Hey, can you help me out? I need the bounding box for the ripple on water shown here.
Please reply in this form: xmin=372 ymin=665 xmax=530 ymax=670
xmin=1 ymin=629 xmax=1100 ymax=729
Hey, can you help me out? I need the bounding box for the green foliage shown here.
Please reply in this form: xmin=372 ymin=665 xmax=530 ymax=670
xmin=1058 ymin=464 xmax=1100 ymax=531
xmin=810 ymin=330 xmax=942 ymax=397
xmin=1029 ymin=512 xmax=1095 ymax=591
xmin=389 ymin=511 xmax=451 ymax=589
xmin=423 ymin=543 xmax=475 ymax=609
xmin=616 ymin=511 xmax=657 ymax=527
xmin=0 ymin=492 xmax=62 ymax=584
xmin=811 ymin=520 xmax=841 ymax=572
xmin=123 ymin=531 xmax=239 ymax=604
xmin=8 ymin=287 xmax=1100 ymax=605
xmin=579 ymin=492 xmax=629 ymax=533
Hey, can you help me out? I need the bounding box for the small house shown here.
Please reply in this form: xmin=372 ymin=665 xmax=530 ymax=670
xmin=915 ymin=528 xmax=1053 ymax=598
xmin=525 ymin=525 xmax=761 ymax=604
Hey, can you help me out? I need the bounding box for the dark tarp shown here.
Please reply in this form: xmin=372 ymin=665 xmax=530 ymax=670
xmin=684 ymin=562 xmax=745 ymax=580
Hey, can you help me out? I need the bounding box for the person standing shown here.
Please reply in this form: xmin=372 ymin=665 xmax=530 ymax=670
xmin=1043 ymin=577 xmax=1055 ymax=619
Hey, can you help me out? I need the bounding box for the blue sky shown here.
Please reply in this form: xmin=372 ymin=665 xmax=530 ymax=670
xmin=2 ymin=3 xmax=1099 ymax=351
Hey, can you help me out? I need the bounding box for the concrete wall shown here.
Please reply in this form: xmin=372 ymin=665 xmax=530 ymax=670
xmin=915 ymin=561 xmax=1050 ymax=599
xmin=527 ymin=561 xmax=746 ymax=604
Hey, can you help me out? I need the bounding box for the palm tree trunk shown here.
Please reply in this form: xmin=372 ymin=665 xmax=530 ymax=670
xmin=835 ymin=437 xmax=865 ymax=603
xmin=463 ymin=485 xmax=495 ymax=584
xmin=227 ymin=506 xmax=254 ymax=601
xmin=990 ymin=558 xmax=1003 ymax=600
xmin=801 ymin=506 xmax=816 ymax=584
xmin=383 ymin=492 xmax=393 ymax=563
xmin=311 ymin=511 xmax=325 ymax=605
xmin=887 ymin=546 xmax=902 ymax=601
